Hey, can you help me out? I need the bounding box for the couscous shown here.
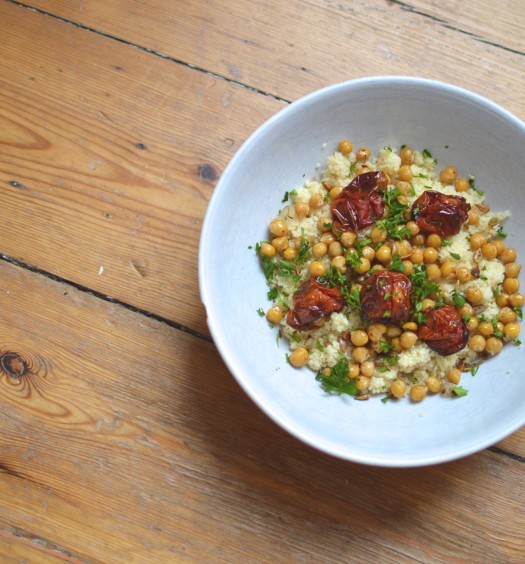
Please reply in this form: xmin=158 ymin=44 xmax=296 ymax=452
xmin=256 ymin=141 xmax=522 ymax=401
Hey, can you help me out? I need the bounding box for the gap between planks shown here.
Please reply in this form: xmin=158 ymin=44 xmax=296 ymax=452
xmin=6 ymin=0 xmax=290 ymax=104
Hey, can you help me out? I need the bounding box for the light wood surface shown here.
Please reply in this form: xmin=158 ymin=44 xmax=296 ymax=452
xmin=1 ymin=0 xmax=524 ymax=562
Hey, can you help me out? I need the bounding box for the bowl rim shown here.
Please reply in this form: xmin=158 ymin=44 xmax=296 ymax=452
xmin=199 ymin=76 xmax=525 ymax=467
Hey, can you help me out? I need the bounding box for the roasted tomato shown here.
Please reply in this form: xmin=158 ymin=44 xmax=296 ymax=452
xmin=417 ymin=305 xmax=469 ymax=356
xmin=411 ymin=190 xmax=470 ymax=237
xmin=286 ymin=278 xmax=345 ymax=330
xmin=331 ymin=171 xmax=389 ymax=232
xmin=360 ymin=270 xmax=412 ymax=322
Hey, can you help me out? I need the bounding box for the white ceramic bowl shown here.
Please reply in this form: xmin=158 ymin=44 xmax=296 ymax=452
xmin=199 ymin=76 xmax=525 ymax=467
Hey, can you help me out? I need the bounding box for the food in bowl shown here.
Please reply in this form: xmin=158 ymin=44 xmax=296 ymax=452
xmin=256 ymin=141 xmax=522 ymax=402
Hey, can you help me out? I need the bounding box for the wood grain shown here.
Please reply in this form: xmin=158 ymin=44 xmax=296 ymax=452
xmin=23 ymin=0 xmax=525 ymax=118
xmin=0 ymin=260 xmax=524 ymax=562
xmin=0 ymin=1 xmax=284 ymax=334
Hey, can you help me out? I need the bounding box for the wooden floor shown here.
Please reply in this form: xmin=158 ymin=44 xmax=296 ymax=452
xmin=0 ymin=0 xmax=524 ymax=561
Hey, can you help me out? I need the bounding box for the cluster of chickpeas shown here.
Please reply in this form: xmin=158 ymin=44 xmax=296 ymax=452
xmin=259 ymin=141 xmax=521 ymax=401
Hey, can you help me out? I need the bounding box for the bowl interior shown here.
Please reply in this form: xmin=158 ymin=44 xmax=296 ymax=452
xmin=199 ymin=77 xmax=525 ymax=466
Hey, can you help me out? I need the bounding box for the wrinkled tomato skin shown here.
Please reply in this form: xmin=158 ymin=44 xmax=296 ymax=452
xmin=418 ymin=305 xmax=469 ymax=356
xmin=412 ymin=190 xmax=470 ymax=237
xmin=286 ymin=278 xmax=345 ymax=330
xmin=331 ymin=171 xmax=389 ymax=232
xmin=360 ymin=270 xmax=412 ymax=322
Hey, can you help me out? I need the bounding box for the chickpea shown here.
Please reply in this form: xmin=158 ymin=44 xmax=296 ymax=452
xmin=467 ymin=317 xmax=479 ymax=331
xmin=369 ymin=227 xmax=386 ymax=245
xmin=283 ymin=247 xmax=298 ymax=261
xmin=393 ymin=240 xmax=412 ymax=258
xmin=400 ymin=146 xmax=415 ymax=165
xmin=469 ymin=334 xmax=486 ymax=352
xmin=269 ymin=219 xmax=287 ymax=237
xmin=356 ymin=147 xmax=371 ymax=162
xmin=320 ymin=232 xmax=336 ymax=245
xmin=421 ymin=298 xmax=436 ymax=311
xmin=406 ymin=221 xmax=420 ymax=236
xmin=455 ymin=177 xmax=469 ymax=192
xmin=360 ymin=361 xmax=375 ymax=378
xmin=466 ymin=285 xmax=484 ymax=305
xmin=340 ymin=231 xmax=356 ymax=248
xmin=410 ymin=248 xmax=424 ymax=265
xmin=384 ymin=327 xmax=401 ymax=339
xmin=500 ymin=248 xmax=517 ymax=264
xmin=410 ymin=385 xmax=428 ymax=402
xmin=481 ymin=243 xmax=498 ymax=260
xmin=411 ymin=234 xmax=426 ymax=247
xmin=338 ymin=139 xmax=353 ymax=155
xmin=400 ymin=331 xmax=418 ymax=349
xmin=470 ymin=233 xmax=487 ymax=250
xmin=349 ymin=364 xmax=360 ymax=379
xmin=330 ymin=186 xmax=343 ymax=200
xmin=397 ymin=181 xmax=412 ymax=196
xmin=425 ymin=376 xmax=442 ymax=393
xmin=493 ymin=239 xmax=505 ymax=255
xmin=390 ymin=379 xmax=407 ymax=398
xmin=440 ymin=260 xmax=456 ymax=279
xmin=439 ymin=166 xmax=457 ymax=185
xmin=376 ymin=245 xmax=392 ymax=263
xmin=331 ymin=256 xmax=346 ymax=273
xmin=459 ymin=303 xmax=473 ymax=317
xmin=390 ymin=337 xmax=403 ymax=353
xmin=309 ymin=193 xmax=324 ymax=209
xmin=352 ymin=346 xmax=370 ymax=364
xmin=356 ymin=376 xmax=370 ymax=391
xmin=353 ymin=257 xmax=371 ymax=274
xmin=505 ymin=262 xmax=521 ymax=278
xmin=478 ymin=322 xmax=494 ymax=337
xmin=294 ymin=202 xmax=309 ymax=218
xmin=367 ymin=323 xmax=387 ymax=343
xmin=427 ymin=264 xmax=441 ymax=281
xmin=328 ymin=241 xmax=343 ymax=257
xmin=259 ymin=242 xmax=276 ymax=258
xmin=423 ymin=247 xmax=439 ymax=263
xmin=361 ymin=246 xmax=376 ymax=262
xmin=503 ymin=277 xmax=520 ymax=294
xmin=289 ymin=347 xmax=309 ymax=367
xmin=509 ymin=293 xmax=525 ymax=307
xmin=468 ymin=210 xmax=479 ymax=225
xmin=485 ymin=337 xmax=503 ymax=355
xmin=447 ymin=368 xmax=461 ymax=385
xmin=402 ymin=321 xmax=418 ymax=331
xmin=496 ymin=292 xmax=510 ymax=308
xmin=317 ymin=216 xmax=333 ymax=233
xmin=456 ymin=267 xmax=472 ymax=284
xmin=266 ymin=306 xmax=283 ymax=324
xmin=312 ymin=242 xmax=328 ymax=258
xmin=350 ymin=330 xmax=369 ymax=347
xmin=426 ymin=234 xmax=442 ymax=248
xmin=308 ymin=261 xmax=327 ymax=277
xmin=272 ymin=236 xmax=289 ymax=252
xmin=402 ymin=260 xmax=414 ymax=275
xmin=504 ymin=322 xmax=521 ymax=339
xmin=398 ymin=165 xmax=413 ymax=182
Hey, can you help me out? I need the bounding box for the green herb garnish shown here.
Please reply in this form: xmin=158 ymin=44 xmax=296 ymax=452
xmin=452 ymin=386 xmax=469 ymax=397
xmin=390 ymin=253 xmax=406 ymax=272
xmin=450 ymin=252 xmax=461 ymax=260
xmin=468 ymin=174 xmax=484 ymax=196
xmin=256 ymin=308 xmax=264 ymax=317
xmin=315 ymin=357 xmax=358 ymax=396
xmin=452 ymin=291 xmax=466 ymax=308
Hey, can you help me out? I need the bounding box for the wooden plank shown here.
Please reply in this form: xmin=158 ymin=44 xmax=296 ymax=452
xmin=0 ymin=260 xmax=524 ymax=562
xmin=400 ymin=0 xmax=525 ymax=54
xmin=22 ymin=0 xmax=525 ymax=118
xmin=0 ymin=529 xmax=66 ymax=563
xmin=496 ymin=427 xmax=525 ymax=459
xmin=0 ymin=1 xmax=284 ymax=335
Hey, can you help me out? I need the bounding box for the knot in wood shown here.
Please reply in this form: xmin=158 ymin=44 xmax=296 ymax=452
xmin=0 ymin=352 xmax=29 ymax=379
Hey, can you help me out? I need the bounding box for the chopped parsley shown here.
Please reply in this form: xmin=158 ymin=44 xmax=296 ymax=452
xmin=315 ymin=357 xmax=358 ymax=396
xmin=450 ymin=252 xmax=461 ymax=260
xmin=375 ymin=187 xmax=411 ymax=240
xmin=379 ymin=339 xmax=395 ymax=353
xmin=296 ymin=230 xmax=311 ymax=264
xmin=410 ymin=264 xmax=442 ymax=311
xmin=267 ymin=287 xmax=278 ymax=300
xmin=381 ymin=396 xmax=390 ymax=404
xmin=442 ymin=239 xmax=452 ymax=247
xmin=452 ymin=291 xmax=466 ymax=308
xmin=496 ymin=226 xmax=507 ymax=238
xmin=256 ymin=308 xmax=265 ymax=317
xmin=390 ymin=253 xmax=406 ymax=272
xmin=452 ymin=385 xmax=469 ymax=397
xmin=315 ymin=340 xmax=325 ymax=352
xmin=344 ymin=285 xmax=362 ymax=309
xmin=471 ymin=366 xmax=480 ymax=376
xmin=514 ymin=306 xmax=523 ymax=321
xmin=422 ymin=148 xmax=434 ymax=160
xmin=468 ymin=174 xmax=484 ymax=196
